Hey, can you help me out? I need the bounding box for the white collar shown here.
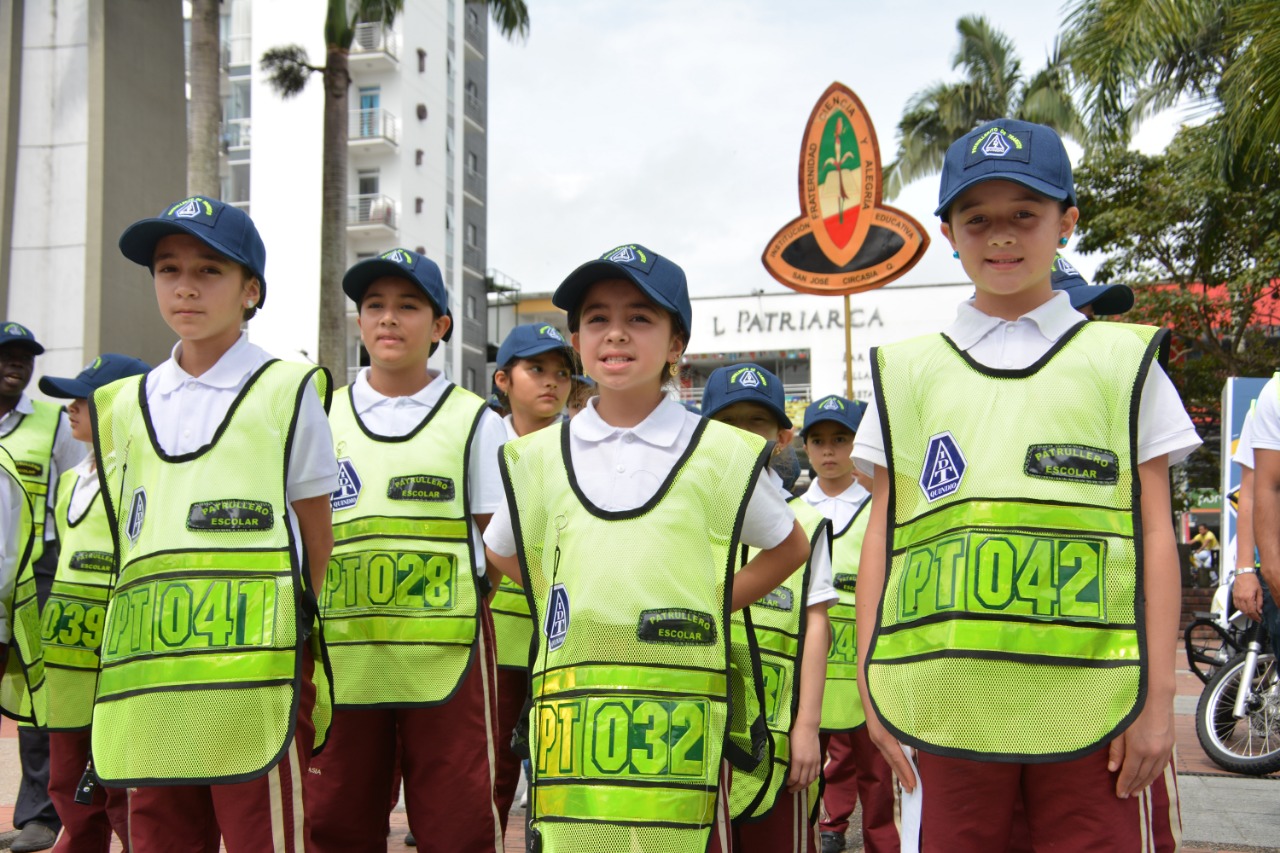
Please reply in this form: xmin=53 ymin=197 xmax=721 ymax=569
xmin=501 ymin=413 xmax=520 ymax=441
xmin=766 ymin=466 xmax=788 ymax=498
xmin=945 ymin=291 xmax=1084 ymax=352
xmin=154 ymin=333 xmax=259 ymax=395
xmin=9 ymin=393 xmax=33 ymax=416
xmin=570 ymin=395 xmax=687 ymax=448
xmin=804 ymin=477 xmax=869 ymax=506
xmin=351 ymin=367 xmax=448 ymax=415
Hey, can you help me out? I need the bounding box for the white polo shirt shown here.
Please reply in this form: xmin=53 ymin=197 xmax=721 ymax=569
xmin=800 ymin=478 xmax=870 ymax=535
xmin=0 ymin=393 xmax=88 ymax=538
xmin=1249 ymin=376 xmax=1280 ymax=457
xmin=769 ymin=468 xmax=836 ymax=609
xmin=350 ymin=367 xmax=506 ymax=574
xmin=0 ymin=464 xmax=24 ymax=643
xmin=145 ymin=335 xmax=339 ymax=559
xmin=67 ymin=455 xmax=100 ymax=522
xmin=1233 ymin=409 xmax=1255 ymax=470
xmin=853 ymin=293 xmax=1201 ymax=475
xmin=485 ymin=396 xmax=796 ymax=558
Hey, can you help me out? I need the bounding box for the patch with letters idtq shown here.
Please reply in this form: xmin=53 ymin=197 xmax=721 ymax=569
xmin=1024 ymin=444 xmax=1118 ymax=485
xmin=387 ymin=475 xmax=455 ymax=502
xmin=636 ymin=608 xmax=717 ymax=645
xmin=187 ymin=499 xmax=275 ymax=531
xmin=545 ymin=584 xmax=570 ymax=651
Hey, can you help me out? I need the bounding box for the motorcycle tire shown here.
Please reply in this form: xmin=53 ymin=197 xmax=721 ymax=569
xmin=1194 ymin=651 xmax=1280 ymax=776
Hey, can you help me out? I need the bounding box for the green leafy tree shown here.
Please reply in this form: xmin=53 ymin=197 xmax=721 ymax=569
xmin=262 ymin=0 xmax=529 ymax=378
xmin=1063 ymin=0 xmax=1280 ymax=185
xmin=1074 ymin=124 xmax=1280 ymax=502
xmin=882 ymin=15 xmax=1083 ymax=199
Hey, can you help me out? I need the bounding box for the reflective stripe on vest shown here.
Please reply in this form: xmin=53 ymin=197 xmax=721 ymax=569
xmin=43 ymin=470 xmax=115 ymax=731
xmin=492 ymin=575 xmax=534 ymax=669
xmin=0 ymin=448 xmax=42 ymax=724
xmin=90 ymin=360 xmax=329 ymax=785
xmin=821 ymin=499 xmax=870 ymax=733
xmin=0 ymin=400 xmax=61 ymax=562
xmin=730 ymin=497 xmax=829 ymax=821
xmin=504 ymin=418 xmax=765 ymax=850
xmin=868 ymin=322 xmax=1162 ymax=761
xmin=323 ymin=384 xmax=485 ymax=707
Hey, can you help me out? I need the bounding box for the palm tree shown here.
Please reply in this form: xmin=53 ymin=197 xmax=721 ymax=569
xmin=187 ymin=0 xmax=221 ymax=197
xmin=1063 ymin=0 xmax=1280 ymax=185
xmin=261 ymin=0 xmax=530 ymax=379
xmin=882 ymin=16 xmax=1083 ymax=200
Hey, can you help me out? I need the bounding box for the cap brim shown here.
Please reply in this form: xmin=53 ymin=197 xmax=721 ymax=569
xmin=119 ymin=219 xmax=267 ymax=303
xmin=502 ymin=339 xmax=573 ymax=363
xmin=0 ymin=339 xmax=44 ymax=355
xmin=553 ymin=260 xmax=681 ymax=324
xmin=702 ymin=391 xmax=792 ymax=429
xmin=800 ymin=410 xmax=858 ymax=437
xmin=38 ymin=376 xmax=92 ymax=399
xmin=1069 ymin=283 xmax=1134 ymax=315
xmin=935 ymin=174 xmax=1072 ymax=217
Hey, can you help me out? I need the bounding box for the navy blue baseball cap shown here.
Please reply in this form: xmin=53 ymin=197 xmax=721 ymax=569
xmin=496 ymin=323 xmax=573 ymax=367
xmin=935 ymin=119 xmax=1076 ymax=218
xmin=553 ymin=244 xmax=692 ymax=335
xmin=0 ymin=322 xmax=44 ymax=355
xmin=119 ymin=197 xmax=269 ymax=304
xmin=701 ymin=363 xmax=791 ymax=428
xmin=39 ymin=353 xmax=150 ymax=399
xmin=800 ymin=394 xmax=867 ymax=438
xmin=343 ymin=248 xmax=453 ymax=341
xmin=1050 ymin=254 xmax=1134 ymax=316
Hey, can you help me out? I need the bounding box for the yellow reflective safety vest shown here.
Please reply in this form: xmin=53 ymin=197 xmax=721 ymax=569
xmin=493 ymin=575 xmax=533 ymax=670
xmin=503 ymin=418 xmax=768 ymax=853
xmin=820 ymin=497 xmax=870 ymax=733
xmin=0 ymin=447 xmax=42 ymax=724
xmin=730 ymin=496 xmax=831 ymax=821
xmin=323 ymin=384 xmax=487 ymax=707
xmin=90 ymin=361 xmax=332 ymax=785
xmin=867 ymin=322 xmax=1165 ymax=761
xmin=43 ymin=469 xmax=114 ymax=731
xmin=0 ymin=399 xmax=63 ymax=563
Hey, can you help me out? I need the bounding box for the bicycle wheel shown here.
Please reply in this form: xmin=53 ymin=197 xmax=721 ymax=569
xmin=1195 ymin=651 xmax=1280 ymax=775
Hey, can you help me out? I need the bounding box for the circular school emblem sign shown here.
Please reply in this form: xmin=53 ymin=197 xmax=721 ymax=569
xmin=762 ymin=83 xmax=930 ymax=296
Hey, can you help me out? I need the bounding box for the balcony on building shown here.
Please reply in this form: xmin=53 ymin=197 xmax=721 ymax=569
xmin=463 ymin=166 xmax=484 ymax=201
xmin=349 ymin=22 xmax=398 ymax=72
xmin=464 ymin=6 xmax=487 ymax=58
xmin=221 ymin=34 xmax=252 ymax=73
xmin=348 ymin=194 xmax=398 ymax=237
xmin=464 ymin=87 xmax=484 ymax=128
xmin=223 ymin=117 xmax=251 ymax=160
xmin=349 ymin=108 xmax=399 ymax=155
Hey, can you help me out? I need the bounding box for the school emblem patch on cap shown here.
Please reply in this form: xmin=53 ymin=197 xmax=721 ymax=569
xmin=331 ymin=458 xmax=363 ymax=512
xmin=731 ymin=366 xmax=767 ymax=389
xmin=965 ymin=127 xmax=1032 ymax=167
xmin=1054 ymin=255 xmax=1079 ymax=276
xmin=539 ymin=324 xmax=565 ymax=342
xmin=164 ymin=196 xmax=222 ymax=226
xmin=603 ymin=244 xmax=656 ymax=274
xmin=545 ymin=584 xmax=570 ymax=652
xmin=921 ymin=432 xmax=966 ymax=502
xmin=820 ymin=396 xmax=844 ymax=411
xmin=3 ymin=323 xmax=30 ymax=337
xmin=380 ymin=248 xmax=415 ymax=267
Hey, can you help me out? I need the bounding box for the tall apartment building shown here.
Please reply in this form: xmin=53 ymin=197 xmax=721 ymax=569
xmin=203 ymin=0 xmax=490 ymax=388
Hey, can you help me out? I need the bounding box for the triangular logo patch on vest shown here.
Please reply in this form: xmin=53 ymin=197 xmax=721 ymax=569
xmin=331 ymin=458 xmax=363 ymax=512
xmin=920 ymin=432 xmax=966 ymax=502
xmin=126 ymin=487 xmax=147 ymax=545
xmin=545 ymin=583 xmax=570 ymax=652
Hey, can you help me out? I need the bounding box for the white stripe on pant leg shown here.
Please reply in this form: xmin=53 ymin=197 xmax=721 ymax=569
xmin=1164 ymin=753 xmax=1183 ymax=852
xmin=717 ymin=761 xmax=730 ymax=853
xmin=1137 ymin=787 xmax=1151 ymax=853
xmin=268 ymin=760 xmax=286 ymax=853
xmin=476 ymin=613 xmax=503 ymax=851
xmin=289 ymin=738 xmax=305 ymax=853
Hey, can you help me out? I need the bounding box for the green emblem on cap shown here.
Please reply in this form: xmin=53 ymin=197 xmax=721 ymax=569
xmin=604 ymin=244 xmax=647 ymax=264
xmin=538 ymin=325 xmax=565 ymax=342
xmin=730 ymin=366 xmax=767 ymax=388
xmin=380 ymin=248 xmax=415 ymax=266
xmin=86 ymin=357 xmax=102 ymax=371
xmin=819 ymin=396 xmax=844 ymax=411
xmin=167 ymin=197 xmax=215 ymax=218
xmin=971 ymin=127 xmax=1024 ymax=157
xmin=2 ymin=323 xmax=27 ymax=336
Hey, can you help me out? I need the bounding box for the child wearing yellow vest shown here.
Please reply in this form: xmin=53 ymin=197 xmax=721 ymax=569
xmin=95 ymin=196 xmax=338 ymax=852
xmin=702 ymin=363 xmax=836 ymax=853
xmin=489 ymin=323 xmax=575 ymax=832
xmin=854 ymin=120 xmax=1199 ymax=852
xmin=306 ymin=248 xmax=509 ymax=853
xmin=38 ymin=354 xmax=149 ymax=853
xmin=484 ymin=244 xmax=811 ymax=853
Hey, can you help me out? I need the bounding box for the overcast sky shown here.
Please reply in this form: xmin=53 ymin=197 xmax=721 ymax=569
xmin=486 ymin=0 xmax=1184 ymax=301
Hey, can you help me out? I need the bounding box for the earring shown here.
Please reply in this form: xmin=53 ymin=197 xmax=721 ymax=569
xmin=669 ymin=362 xmax=680 ymax=378
xmin=952 ymin=250 xmax=960 ymax=259
xmin=1059 ymin=237 xmax=1069 ymax=246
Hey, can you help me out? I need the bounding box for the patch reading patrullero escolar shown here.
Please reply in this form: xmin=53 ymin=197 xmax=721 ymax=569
xmin=1024 ymin=444 xmax=1118 ymax=485
xmin=636 ymin=608 xmax=717 ymax=645
xmin=387 ymin=475 xmax=455 ymax=502
xmin=186 ymin=499 xmax=275 ymax=531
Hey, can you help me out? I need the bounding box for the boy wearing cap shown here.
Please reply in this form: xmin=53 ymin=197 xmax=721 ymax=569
xmin=701 ymin=364 xmax=837 ymax=853
xmin=489 ymin=323 xmax=574 ymax=831
xmin=38 ymin=354 xmax=149 ymax=853
xmin=1 ymin=322 xmax=87 ymax=852
xmin=854 ymin=120 xmax=1199 ymax=852
xmin=799 ymin=396 xmax=897 ymax=853
xmin=307 ymin=248 xmax=508 ymax=852
xmin=1049 ymin=254 xmax=1134 ymax=319
xmin=92 ymin=196 xmax=338 ymax=851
